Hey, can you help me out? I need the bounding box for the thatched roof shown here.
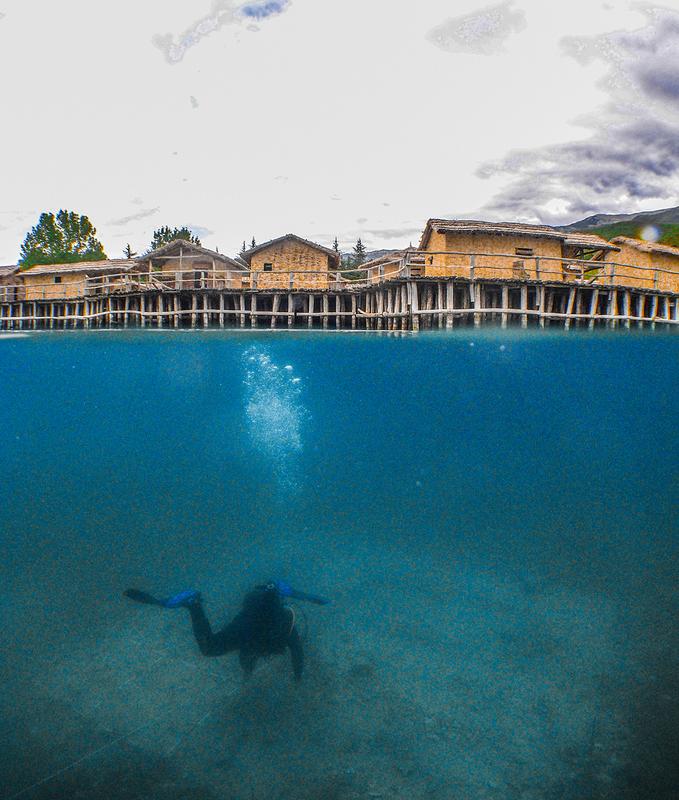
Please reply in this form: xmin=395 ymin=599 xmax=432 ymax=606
xmin=611 ymin=236 xmax=679 ymax=258
xmin=419 ymin=219 xmax=616 ymax=251
xmin=136 ymin=240 xmax=247 ymax=270
xmin=563 ymin=232 xmax=619 ymax=251
xmin=0 ymin=265 xmax=19 ymax=278
xmin=240 ymin=234 xmax=341 ymax=267
xmin=21 ymin=259 xmax=132 ymax=277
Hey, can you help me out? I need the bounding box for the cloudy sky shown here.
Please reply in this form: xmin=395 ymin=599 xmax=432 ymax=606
xmin=0 ymin=0 xmax=678 ymax=261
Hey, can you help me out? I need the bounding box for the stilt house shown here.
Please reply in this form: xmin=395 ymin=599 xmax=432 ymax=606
xmin=239 ymin=234 xmax=341 ymax=290
xmin=418 ymin=220 xmax=617 ymax=281
xmin=21 ymin=260 xmax=132 ymax=301
xmin=605 ymin=237 xmax=679 ymax=292
xmin=0 ymin=265 xmax=20 ymax=301
xmin=135 ymin=240 xmax=248 ymax=290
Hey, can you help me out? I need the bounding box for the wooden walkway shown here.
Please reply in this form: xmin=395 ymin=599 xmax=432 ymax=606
xmin=1 ymin=278 xmax=678 ymax=331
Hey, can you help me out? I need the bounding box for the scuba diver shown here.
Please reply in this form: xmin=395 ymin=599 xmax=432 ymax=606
xmin=123 ymin=580 xmax=329 ymax=682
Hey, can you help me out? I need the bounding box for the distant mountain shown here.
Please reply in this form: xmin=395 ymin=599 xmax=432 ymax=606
xmin=561 ymin=205 xmax=679 ymax=231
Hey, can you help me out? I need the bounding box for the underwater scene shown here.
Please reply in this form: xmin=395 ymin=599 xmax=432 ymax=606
xmin=0 ymin=328 xmax=677 ymax=800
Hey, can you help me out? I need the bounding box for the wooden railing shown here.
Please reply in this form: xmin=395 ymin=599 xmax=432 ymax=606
xmin=3 ymin=251 xmax=679 ymax=301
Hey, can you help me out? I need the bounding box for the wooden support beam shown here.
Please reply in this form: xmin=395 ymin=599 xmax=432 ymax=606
xmin=251 ymin=293 xmax=257 ymax=328
xmin=240 ymin=293 xmax=246 ymax=328
xmin=446 ymin=281 xmax=454 ymax=329
xmin=308 ymin=294 xmax=314 ymax=328
xmin=336 ymin=294 xmax=342 ymax=329
xmin=288 ymin=293 xmax=294 ymax=328
xmin=649 ymin=294 xmax=658 ymax=328
xmin=564 ymin=287 xmax=576 ymax=330
xmin=322 ymin=294 xmax=329 ymax=329
xmin=218 ymin=293 xmax=224 ymax=328
xmin=409 ymin=281 xmax=419 ymax=331
xmin=623 ymin=290 xmax=631 ymax=329
xmin=501 ymin=285 xmax=509 ymax=329
xmin=351 ymin=294 xmax=357 ymax=329
xmin=588 ymin=288 xmax=599 ymax=330
xmin=203 ymin=293 xmax=209 ymax=328
xmin=271 ymin=293 xmax=280 ymax=328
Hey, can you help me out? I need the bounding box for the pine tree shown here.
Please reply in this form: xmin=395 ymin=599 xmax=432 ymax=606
xmin=240 ymin=240 xmax=247 ymax=255
xmin=149 ymin=226 xmax=201 ymax=251
xmin=353 ymin=237 xmax=367 ymax=267
xmin=251 ymin=237 xmax=256 ymax=249
xmin=123 ymin=243 xmax=137 ymax=259
xmin=19 ymin=210 xmax=107 ymax=268
xmin=333 ymin=236 xmax=339 ymax=252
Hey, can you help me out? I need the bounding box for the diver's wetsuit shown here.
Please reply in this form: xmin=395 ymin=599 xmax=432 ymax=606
xmin=188 ymin=584 xmax=304 ymax=680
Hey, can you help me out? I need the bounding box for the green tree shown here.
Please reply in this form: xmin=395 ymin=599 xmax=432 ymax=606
xmin=333 ymin=236 xmax=339 ymax=252
xmin=240 ymin=240 xmax=247 ymax=255
xmin=149 ymin=226 xmax=201 ymax=251
xmin=19 ymin=210 xmax=106 ymax=268
xmin=123 ymin=243 xmax=137 ymax=259
xmin=251 ymin=237 xmax=256 ymax=248
xmin=352 ymin=237 xmax=367 ymax=266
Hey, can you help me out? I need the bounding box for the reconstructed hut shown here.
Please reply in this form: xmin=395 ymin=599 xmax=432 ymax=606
xmin=21 ymin=260 xmax=132 ymax=301
xmin=239 ymin=234 xmax=341 ymax=290
xmin=135 ymin=240 xmax=248 ymax=290
xmin=418 ymin=220 xmax=616 ymax=281
xmin=605 ymin=237 xmax=679 ymax=292
xmin=0 ymin=265 xmax=20 ymax=301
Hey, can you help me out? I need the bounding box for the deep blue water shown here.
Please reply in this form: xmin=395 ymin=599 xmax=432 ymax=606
xmin=0 ymin=329 xmax=677 ymax=800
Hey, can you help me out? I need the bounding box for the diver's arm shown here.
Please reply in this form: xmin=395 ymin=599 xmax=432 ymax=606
xmin=288 ymin=627 xmax=304 ymax=681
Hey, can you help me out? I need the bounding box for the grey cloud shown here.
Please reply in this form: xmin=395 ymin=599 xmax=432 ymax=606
xmin=479 ymin=7 xmax=679 ymax=223
xmin=153 ymin=0 xmax=291 ymax=64
xmin=108 ymin=207 xmax=160 ymax=226
xmin=190 ymin=95 xmax=200 ymax=109
xmin=426 ymin=1 xmax=526 ymax=56
xmin=356 ymin=217 xmax=368 ymax=224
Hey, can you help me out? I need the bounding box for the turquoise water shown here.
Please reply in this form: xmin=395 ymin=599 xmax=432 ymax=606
xmin=1 ymin=329 xmax=677 ymax=800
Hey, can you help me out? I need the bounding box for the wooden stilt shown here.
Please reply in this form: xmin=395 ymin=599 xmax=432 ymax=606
xmin=288 ymin=293 xmax=294 ymax=328
xmin=322 ymin=294 xmax=329 ymax=329
xmin=606 ymin=289 xmax=617 ymax=329
xmin=446 ymin=282 xmax=454 ymax=329
xmin=351 ymin=294 xmax=357 ymax=329
xmin=408 ymin=281 xmax=419 ymax=331
xmin=240 ymin=293 xmax=246 ymax=328
xmin=271 ymin=294 xmax=280 ymax=328
xmin=564 ymin=286 xmax=576 ymax=330
xmin=623 ymin=290 xmax=631 ymax=329
xmin=588 ymin=289 xmax=599 ymax=330
xmin=649 ymin=294 xmax=658 ymax=329
xmin=218 ymin=293 xmax=224 ymax=328
xmin=308 ymin=294 xmax=314 ymax=328
xmin=501 ymin=285 xmax=509 ymax=328
xmin=336 ymin=294 xmax=342 ymax=329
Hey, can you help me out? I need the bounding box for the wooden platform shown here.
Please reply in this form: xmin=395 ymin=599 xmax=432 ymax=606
xmin=1 ymin=278 xmax=678 ymax=331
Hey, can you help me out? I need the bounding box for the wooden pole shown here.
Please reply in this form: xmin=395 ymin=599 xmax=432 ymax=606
xmin=649 ymin=294 xmax=658 ymax=329
xmin=240 ymin=293 xmax=246 ymax=328
xmin=351 ymin=293 xmax=357 ymax=329
xmin=322 ymin=294 xmax=329 ymax=329
xmin=623 ymin=290 xmax=631 ymax=329
xmin=564 ymin=286 xmax=576 ymax=331
xmin=588 ymin=288 xmax=599 ymax=330
xmin=308 ymin=294 xmax=314 ymax=328
xmin=271 ymin=294 xmax=280 ymax=329
xmin=251 ymin=293 xmax=257 ymax=328
xmin=288 ymin=293 xmax=294 ymax=328
xmin=336 ymin=294 xmax=342 ymax=329
xmin=446 ymin=282 xmax=454 ymax=329
xmin=218 ymin=293 xmax=224 ymax=328
xmin=408 ymin=281 xmax=419 ymax=331
xmin=606 ymin=289 xmax=617 ymax=329
xmin=501 ymin=285 xmax=509 ymax=329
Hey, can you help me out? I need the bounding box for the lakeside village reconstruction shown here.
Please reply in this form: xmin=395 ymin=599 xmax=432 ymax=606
xmin=2 ymin=218 xmax=679 ymax=331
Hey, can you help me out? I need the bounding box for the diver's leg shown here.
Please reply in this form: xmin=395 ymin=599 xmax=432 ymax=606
xmin=188 ymin=602 xmax=241 ymax=657
xmin=238 ymin=650 xmax=258 ymax=679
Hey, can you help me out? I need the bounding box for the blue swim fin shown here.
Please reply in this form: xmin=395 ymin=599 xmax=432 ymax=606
xmin=123 ymin=588 xmax=200 ymax=608
xmin=274 ymin=580 xmax=330 ymax=605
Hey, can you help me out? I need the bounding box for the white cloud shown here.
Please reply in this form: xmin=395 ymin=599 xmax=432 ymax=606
xmin=426 ymin=1 xmax=527 ymax=55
